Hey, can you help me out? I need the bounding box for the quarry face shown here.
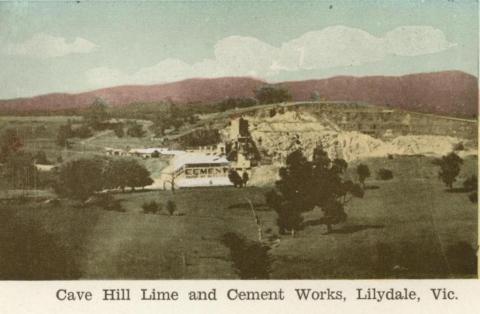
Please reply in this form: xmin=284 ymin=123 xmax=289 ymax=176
xmin=219 ymin=103 xmax=478 ymax=186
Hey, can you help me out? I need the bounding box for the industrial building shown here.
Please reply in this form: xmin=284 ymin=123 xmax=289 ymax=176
xmin=160 ymin=153 xmax=232 ymax=189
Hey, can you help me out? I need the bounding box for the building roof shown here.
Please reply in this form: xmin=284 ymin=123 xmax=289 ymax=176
xmin=129 ymin=147 xmax=166 ymax=154
xmin=172 ymin=153 xmax=229 ymax=171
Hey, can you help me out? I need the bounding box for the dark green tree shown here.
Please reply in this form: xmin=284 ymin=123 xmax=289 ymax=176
xmin=221 ymin=232 xmax=270 ymax=279
xmin=166 ymin=200 xmax=176 ymax=215
xmin=113 ymin=124 xmax=124 ymax=138
xmin=228 ymin=169 xmax=243 ymax=187
xmin=73 ymin=124 xmax=93 ymax=139
xmin=84 ymin=98 xmax=109 ymax=130
xmin=124 ymin=159 xmax=153 ymax=191
xmin=103 ymin=158 xmax=153 ymax=192
xmin=433 ymin=152 xmax=463 ymax=189
xmin=3 ymin=152 xmax=38 ymax=189
xmin=254 ymin=85 xmax=292 ymax=104
xmin=56 ymin=122 xmax=73 ymax=148
xmin=356 ymin=163 xmax=371 ymax=188
xmin=242 ymin=171 xmax=249 ymax=187
xmin=56 ymin=158 xmax=105 ymax=200
xmin=33 ymin=151 xmax=50 ymax=165
xmin=126 ymin=122 xmax=146 ymax=138
xmin=266 ymin=147 xmax=364 ymax=235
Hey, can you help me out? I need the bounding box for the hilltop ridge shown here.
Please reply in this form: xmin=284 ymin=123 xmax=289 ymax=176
xmin=0 ymin=71 xmax=477 ymax=117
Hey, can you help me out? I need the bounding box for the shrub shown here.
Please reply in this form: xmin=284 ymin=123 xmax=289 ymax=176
xmin=126 ymin=122 xmax=146 ymax=138
xmin=73 ymin=124 xmax=93 ymax=139
xmin=453 ymin=142 xmax=464 ymax=151
xmin=113 ymin=124 xmax=124 ymax=138
xmin=356 ymin=164 xmax=371 ymax=187
xmin=221 ymin=232 xmax=270 ymax=279
xmin=34 ymin=150 xmax=51 ymax=164
xmin=142 ymin=200 xmax=161 ymax=214
xmin=92 ymin=193 xmax=125 ymax=212
xmin=377 ymin=168 xmax=393 ymax=180
xmin=166 ymin=200 xmax=176 ymax=215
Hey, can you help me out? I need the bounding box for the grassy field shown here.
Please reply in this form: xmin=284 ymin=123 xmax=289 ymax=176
xmin=0 ymin=155 xmax=477 ymax=279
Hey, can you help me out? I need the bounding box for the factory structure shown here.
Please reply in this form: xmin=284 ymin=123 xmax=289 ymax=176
xmin=105 ymin=117 xmax=259 ymax=189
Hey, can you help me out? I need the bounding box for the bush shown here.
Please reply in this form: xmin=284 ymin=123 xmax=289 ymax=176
xmin=377 ymin=168 xmax=393 ymax=180
xmin=126 ymin=122 xmax=146 ymax=138
xmin=166 ymin=200 xmax=176 ymax=215
xmin=453 ymin=142 xmax=465 ymax=151
xmin=34 ymin=150 xmax=51 ymax=164
xmin=142 ymin=200 xmax=161 ymax=214
xmin=73 ymin=125 xmax=93 ymax=139
xmin=89 ymin=193 xmax=125 ymax=212
xmin=221 ymin=232 xmax=270 ymax=279
xmin=113 ymin=124 xmax=124 ymax=138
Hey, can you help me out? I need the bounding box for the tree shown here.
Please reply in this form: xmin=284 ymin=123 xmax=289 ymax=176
xmin=142 ymin=201 xmax=161 ymax=214
xmin=221 ymin=232 xmax=270 ymax=279
xmin=254 ymin=85 xmax=292 ymax=104
xmin=73 ymin=125 xmax=93 ymax=139
xmin=3 ymin=151 xmax=38 ymax=189
xmin=228 ymin=169 xmax=243 ymax=187
xmin=33 ymin=151 xmax=50 ymax=165
xmin=242 ymin=171 xmax=249 ymax=187
xmin=356 ymin=164 xmax=371 ymax=188
xmin=266 ymin=147 xmax=364 ymax=235
xmin=56 ymin=123 xmax=73 ymax=148
xmin=104 ymin=158 xmax=153 ymax=192
xmin=56 ymin=158 xmax=105 ymax=200
xmin=126 ymin=122 xmax=146 ymax=138
xmin=126 ymin=161 xmax=153 ymax=191
xmin=377 ymin=168 xmax=393 ymax=180
xmin=84 ymin=98 xmax=109 ymax=130
xmin=113 ymin=124 xmax=124 ymax=138
xmin=0 ymin=129 xmax=23 ymax=162
xmin=433 ymin=152 xmax=463 ymax=189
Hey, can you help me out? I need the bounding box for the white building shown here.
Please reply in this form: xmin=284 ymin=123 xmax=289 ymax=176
xmin=159 ymin=153 xmax=233 ymax=189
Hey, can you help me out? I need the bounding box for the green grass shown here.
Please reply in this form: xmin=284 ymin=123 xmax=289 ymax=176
xmin=0 ymin=156 xmax=477 ymax=279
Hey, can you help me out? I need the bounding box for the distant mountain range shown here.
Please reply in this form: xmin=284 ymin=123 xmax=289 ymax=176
xmin=0 ymin=71 xmax=477 ymax=117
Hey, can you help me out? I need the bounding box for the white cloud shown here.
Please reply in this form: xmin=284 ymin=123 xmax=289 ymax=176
xmin=86 ymin=25 xmax=455 ymax=87
xmin=4 ymin=33 xmax=96 ymax=58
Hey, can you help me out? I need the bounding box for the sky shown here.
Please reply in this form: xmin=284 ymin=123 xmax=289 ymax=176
xmin=0 ymin=0 xmax=478 ymax=99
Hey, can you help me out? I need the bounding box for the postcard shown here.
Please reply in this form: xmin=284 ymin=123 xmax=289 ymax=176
xmin=0 ymin=1 xmax=477 ymax=313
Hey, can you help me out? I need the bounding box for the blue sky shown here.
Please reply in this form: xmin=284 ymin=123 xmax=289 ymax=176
xmin=0 ymin=0 xmax=477 ymax=99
